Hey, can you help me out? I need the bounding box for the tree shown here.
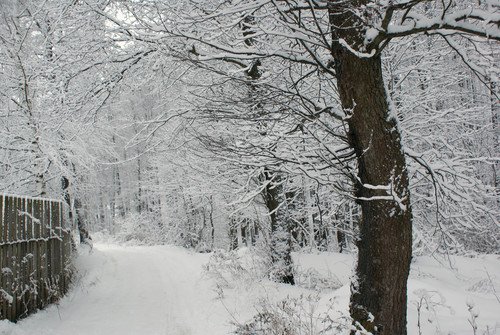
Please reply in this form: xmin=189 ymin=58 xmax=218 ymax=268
xmin=0 ymin=0 xmax=166 ymax=243
xmin=0 ymin=0 xmax=120 ymax=197
xmin=384 ymin=34 xmax=500 ymax=254
xmin=26 ymin=0 xmax=495 ymax=332
xmin=112 ymin=1 xmax=499 ymax=333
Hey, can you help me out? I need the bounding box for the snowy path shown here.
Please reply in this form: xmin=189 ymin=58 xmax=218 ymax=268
xmin=1 ymin=244 xmax=499 ymax=335
xmin=0 ymin=244 xmax=231 ymax=335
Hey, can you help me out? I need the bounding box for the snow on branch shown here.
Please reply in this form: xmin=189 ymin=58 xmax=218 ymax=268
xmin=352 ymin=177 xmax=408 ymax=211
xmin=384 ymin=7 xmax=500 ymax=41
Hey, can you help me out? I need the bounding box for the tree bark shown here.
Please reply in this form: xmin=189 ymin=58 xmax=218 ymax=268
xmin=490 ymin=79 xmax=499 ymax=208
xmin=329 ymin=5 xmax=413 ymax=334
xmin=263 ymin=170 xmax=295 ymax=285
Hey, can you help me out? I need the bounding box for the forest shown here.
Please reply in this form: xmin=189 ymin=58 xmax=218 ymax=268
xmin=0 ymin=0 xmax=499 ymax=334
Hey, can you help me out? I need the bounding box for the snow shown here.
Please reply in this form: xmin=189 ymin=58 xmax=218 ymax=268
xmin=0 ymin=244 xmax=232 ymax=335
xmin=296 ymin=252 xmax=500 ymax=334
xmin=338 ymin=39 xmax=376 ymax=58
xmin=0 ymin=290 xmax=13 ymax=305
xmin=364 ymin=28 xmax=379 ymax=45
xmin=408 ymin=255 xmax=500 ymax=334
xmin=386 ymin=9 xmax=500 ymax=40
xmin=1 ymin=244 xmax=499 ymax=335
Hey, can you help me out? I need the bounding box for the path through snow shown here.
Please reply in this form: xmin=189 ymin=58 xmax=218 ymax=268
xmin=1 ymin=243 xmax=499 ymax=335
xmin=0 ymin=244 xmax=232 ymax=335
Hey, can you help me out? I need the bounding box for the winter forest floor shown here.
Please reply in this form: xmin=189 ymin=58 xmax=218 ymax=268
xmin=0 ymin=242 xmax=499 ymax=335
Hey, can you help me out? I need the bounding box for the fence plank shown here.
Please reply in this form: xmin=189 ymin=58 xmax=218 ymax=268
xmin=5 ymin=196 xmax=14 ymax=320
xmin=13 ymin=196 xmax=20 ymax=318
xmin=0 ymin=195 xmax=3 ymax=244
xmin=0 ymin=195 xmax=3 ymax=319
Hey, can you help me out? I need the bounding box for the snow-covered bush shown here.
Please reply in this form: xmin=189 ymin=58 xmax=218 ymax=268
xmin=294 ymin=268 xmax=343 ymax=291
xmin=204 ymin=248 xmax=270 ymax=289
xmin=233 ymin=295 xmax=352 ymax=335
xmin=114 ymin=212 xmax=169 ymax=245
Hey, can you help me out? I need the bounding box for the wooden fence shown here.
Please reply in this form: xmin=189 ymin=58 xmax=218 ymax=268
xmin=0 ymin=194 xmax=73 ymax=321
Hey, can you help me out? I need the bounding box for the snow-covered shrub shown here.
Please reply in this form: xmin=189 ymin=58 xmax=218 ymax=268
xmin=233 ymin=295 xmax=351 ymax=335
xmin=114 ymin=212 xmax=168 ymax=245
xmin=294 ymin=268 xmax=343 ymax=291
xmin=204 ymin=248 xmax=270 ymax=289
xmin=110 ymin=208 xmax=218 ymax=248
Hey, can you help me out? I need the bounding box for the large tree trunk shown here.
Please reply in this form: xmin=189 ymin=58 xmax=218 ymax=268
xmin=329 ymin=6 xmax=413 ymax=335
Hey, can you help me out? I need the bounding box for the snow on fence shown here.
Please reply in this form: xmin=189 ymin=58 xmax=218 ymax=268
xmin=0 ymin=194 xmax=73 ymax=322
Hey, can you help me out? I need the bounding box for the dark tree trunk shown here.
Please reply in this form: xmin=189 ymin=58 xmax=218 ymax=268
xmin=329 ymin=5 xmax=413 ymax=334
xmin=61 ymin=175 xmax=91 ymax=244
xmin=228 ymin=217 xmax=238 ymax=250
xmin=490 ymin=79 xmax=499 ymax=208
xmin=336 ymin=224 xmax=347 ymax=254
xmin=242 ymin=16 xmax=295 ymax=284
xmin=263 ymin=170 xmax=295 ymax=285
xmin=209 ymin=196 xmax=215 ymax=250
xmin=343 ymin=54 xmax=412 ymax=335
xmin=137 ymin=157 xmax=142 ymax=213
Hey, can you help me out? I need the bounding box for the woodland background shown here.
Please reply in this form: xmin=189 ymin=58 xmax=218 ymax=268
xmin=0 ymin=0 xmax=499 ymax=333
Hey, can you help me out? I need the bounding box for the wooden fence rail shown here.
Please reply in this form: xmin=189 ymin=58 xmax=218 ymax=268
xmin=0 ymin=194 xmax=73 ymax=321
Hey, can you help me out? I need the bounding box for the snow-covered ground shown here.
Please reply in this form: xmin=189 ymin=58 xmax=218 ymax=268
xmin=0 ymin=243 xmax=499 ymax=335
xmin=0 ymin=244 xmax=232 ymax=335
xmin=292 ymin=252 xmax=500 ymax=335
